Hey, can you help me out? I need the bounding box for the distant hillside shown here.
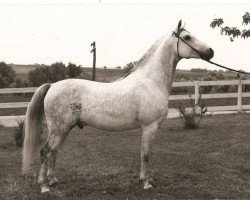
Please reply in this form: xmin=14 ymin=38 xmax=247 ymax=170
xmin=9 ymin=63 xmax=240 ymax=82
xmin=9 ymin=64 xmax=125 ymax=82
xmin=175 ymin=69 xmax=237 ymax=80
xmin=9 ymin=64 xmax=42 ymax=74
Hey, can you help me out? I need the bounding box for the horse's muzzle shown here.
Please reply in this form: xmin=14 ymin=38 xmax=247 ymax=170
xmin=201 ymin=48 xmax=214 ymax=61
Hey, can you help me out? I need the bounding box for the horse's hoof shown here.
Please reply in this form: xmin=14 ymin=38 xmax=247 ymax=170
xmin=48 ymin=177 xmax=58 ymax=187
xmin=41 ymin=186 xmax=50 ymax=193
xmin=143 ymin=182 xmax=153 ymax=190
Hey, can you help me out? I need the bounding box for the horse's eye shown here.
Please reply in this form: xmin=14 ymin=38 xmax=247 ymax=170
xmin=184 ymin=35 xmax=191 ymax=40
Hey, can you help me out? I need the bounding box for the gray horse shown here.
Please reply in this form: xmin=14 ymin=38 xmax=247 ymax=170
xmin=22 ymin=20 xmax=214 ymax=193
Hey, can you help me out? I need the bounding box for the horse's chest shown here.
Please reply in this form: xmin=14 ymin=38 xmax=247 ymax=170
xmin=138 ymin=92 xmax=168 ymax=122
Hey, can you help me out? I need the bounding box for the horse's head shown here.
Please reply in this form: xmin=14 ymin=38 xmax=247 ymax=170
xmin=173 ymin=20 xmax=214 ymax=61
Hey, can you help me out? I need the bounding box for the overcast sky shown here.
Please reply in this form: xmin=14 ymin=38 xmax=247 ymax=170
xmin=0 ymin=0 xmax=249 ymax=71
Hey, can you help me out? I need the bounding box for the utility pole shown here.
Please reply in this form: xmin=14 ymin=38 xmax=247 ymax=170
xmin=90 ymin=41 xmax=96 ymax=81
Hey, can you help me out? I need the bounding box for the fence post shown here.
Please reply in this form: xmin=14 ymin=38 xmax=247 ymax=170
xmin=194 ymin=81 xmax=199 ymax=105
xmin=237 ymin=79 xmax=242 ymax=112
xmin=90 ymin=41 xmax=96 ymax=81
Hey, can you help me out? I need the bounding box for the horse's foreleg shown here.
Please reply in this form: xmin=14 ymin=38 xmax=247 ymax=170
xmin=140 ymin=122 xmax=158 ymax=189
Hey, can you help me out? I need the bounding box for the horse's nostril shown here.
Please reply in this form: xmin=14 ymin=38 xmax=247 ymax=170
xmin=209 ymin=48 xmax=214 ymax=57
xmin=205 ymin=48 xmax=214 ymax=60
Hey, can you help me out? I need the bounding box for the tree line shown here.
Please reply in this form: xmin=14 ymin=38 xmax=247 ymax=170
xmin=1 ymin=61 xmax=249 ymax=93
xmin=0 ymin=61 xmax=85 ymax=88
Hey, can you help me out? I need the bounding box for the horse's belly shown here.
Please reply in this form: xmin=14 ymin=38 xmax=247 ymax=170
xmin=89 ymin=121 xmax=141 ymax=132
xmin=80 ymin=110 xmax=140 ymax=132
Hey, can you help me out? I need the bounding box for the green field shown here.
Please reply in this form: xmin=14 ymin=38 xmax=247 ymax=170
xmin=0 ymin=114 xmax=250 ymax=199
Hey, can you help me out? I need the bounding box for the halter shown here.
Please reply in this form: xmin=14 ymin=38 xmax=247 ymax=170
xmin=173 ymin=29 xmax=204 ymax=60
xmin=172 ymin=29 xmax=250 ymax=75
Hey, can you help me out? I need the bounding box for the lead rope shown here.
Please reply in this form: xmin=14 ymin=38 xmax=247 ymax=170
xmin=204 ymin=60 xmax=250 ymax=75
xmin=173 ymin=31 xmax=250 ymax=76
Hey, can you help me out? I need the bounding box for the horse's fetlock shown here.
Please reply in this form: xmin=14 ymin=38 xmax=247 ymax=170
xmin=38 ymin=176 xmax=46 ymax=184
xmin=139 ymin=177 xmax=146 ymax=185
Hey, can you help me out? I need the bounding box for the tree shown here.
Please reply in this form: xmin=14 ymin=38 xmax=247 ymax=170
xmin=0 ymin=62 xmax=16 ymax=88
xmin=28 ymin=65 xmax=50 ymax=86
xmin=28 ymin=62 xmax=82 ymax=86
xmin=49 ymin=62 xmax=67 ymax=82
xmin=66 ymin=63 xmax=82 ymax=78
xmin=210 ymin=12 xmax=250 ymax=41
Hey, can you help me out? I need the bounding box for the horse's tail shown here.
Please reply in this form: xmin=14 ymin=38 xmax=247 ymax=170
xmin=22 ymin=83 xmax=51 ymax=174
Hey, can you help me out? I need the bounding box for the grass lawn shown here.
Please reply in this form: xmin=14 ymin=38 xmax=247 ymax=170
xmin=0 ymin=114 xmax=250 ymax=199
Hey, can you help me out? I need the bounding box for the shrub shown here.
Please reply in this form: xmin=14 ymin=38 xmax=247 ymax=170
xmin=0 ymin=62 xmax=16 ymax=88
xmin=28 ymin=65 xmax=50 ymax=86
xmin=176 ymin=95 xmax=208 ymax=129
xmin=49 ymin=62 xmax=67 ymax=82
xmin=10 ymin=77 xmax=28 ymax=88
xmin=28 ymin=62 xmax=68 ymax=86
xmin=66 ymin=63 xmax=82 ymax=78
xmin=12 ymin=117 xmax=25 ymax=147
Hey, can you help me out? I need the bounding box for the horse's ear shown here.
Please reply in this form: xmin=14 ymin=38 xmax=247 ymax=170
xmin=174 ymin=20 xmax=182 ymax=33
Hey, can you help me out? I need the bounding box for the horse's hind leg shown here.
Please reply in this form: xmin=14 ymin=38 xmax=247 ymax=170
xmin=47 ymin=148 xmax=58 ymax=187
xmin=38 ymin=128 xmax=69 ymax=193
xmin=46 ymin=134 xmax=63 ymax=187
xmin=38 ymin=141 xmax=50 ymax=193
xmin=140 ymin=122 xmax=158 ymax=189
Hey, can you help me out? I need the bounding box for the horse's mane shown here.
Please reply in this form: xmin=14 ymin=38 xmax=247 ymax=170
xmin=121 ymin=27 xmax=185 ymax=79
xmin=122 ymin=37 xmax=163 ymax=79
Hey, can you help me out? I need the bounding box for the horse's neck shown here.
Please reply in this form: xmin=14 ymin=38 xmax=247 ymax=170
xmin=139 ymin=36 xmax=179 ymax=93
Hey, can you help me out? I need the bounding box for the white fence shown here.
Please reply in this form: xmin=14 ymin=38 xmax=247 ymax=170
xmin=171 ymin=79 xmax=250 ymax=112
xmin=0 ymin=80 xmax=250 ymax=126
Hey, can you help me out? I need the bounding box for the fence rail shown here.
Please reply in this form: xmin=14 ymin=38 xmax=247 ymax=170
xmin=0 ymin=87 xmax=37 ymax=94
xmin=0 ymin=80 xmax=250 ymax=126
xmin=172 ymin=79 xmax=250 ymax=112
